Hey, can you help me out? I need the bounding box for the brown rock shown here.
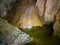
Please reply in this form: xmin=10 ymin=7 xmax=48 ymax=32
xmin=53 ymin=8 xmax=60 ymax=38
xmin=36 ymin=0 xmax=45 ymax=16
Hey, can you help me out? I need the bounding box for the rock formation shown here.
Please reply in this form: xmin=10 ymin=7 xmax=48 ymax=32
xmin=6 ymin=0 xmax=44 ymax=29
xmin=0 ymin=0 xmax=16 ymax=17
xmin=53 ymin=7 xmax=60 ymax=38
xmin=0 ymin=0 xmax=60 ymax=41
xmin=36 ymin=0 xmax=60 ymax=23
xmin=0 ymin=18 xmax=32 ymax=45
xmin=36 ymin=0 xmax=60 ymax=38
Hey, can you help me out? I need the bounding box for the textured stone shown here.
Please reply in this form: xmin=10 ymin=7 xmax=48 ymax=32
xmin=44 ymin=0 xmax=60 ymax=23
xmin=53 ymin=8 xmax=60 ymax=38
xmin=36 ymin=0 xmax=60 ymax=23
xmin=9 ymin=0 xmax=44 ymax=29
xmin=0 ymin=0 xmax=16 ymax=17
xmin=0 ymin=18 xmax=32 ymax=45
xmin=36 ymin=0 xmax=45 ymax=16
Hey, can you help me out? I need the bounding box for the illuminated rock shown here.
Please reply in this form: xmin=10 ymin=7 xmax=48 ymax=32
xmin=0 ymin=18 xmax=32 ymax=45
xmin=36 ymin=0 xmax=45 ymax=16
xmin=44 ymin=0 xmax=60 ymax=23
xmin=36 ymin=0 xmax=60 ymax=24
xmin=10 ymin=0 xmax=44 ymax=29
xmin=18 ymin=6 xmax=44 ymax=29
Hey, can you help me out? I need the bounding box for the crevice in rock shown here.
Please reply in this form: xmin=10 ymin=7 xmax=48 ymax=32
xmin=43 ymin=0 xmax=47 ymax=17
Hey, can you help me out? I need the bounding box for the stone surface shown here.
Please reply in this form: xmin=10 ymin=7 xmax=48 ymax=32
xmin=44 ymin=0 xmax=60 ymax=23
xmin=53 ymin=8 xmax=60 ymax=38
xmin=36 ymin=0 xmax=60 ymax=23
xmin=36 ymin=0 xmax=60 ymax=39
xmin=0 ymin=0 xmax=16 ymax=17
xmin=0 ymin=18 xmax=32 ymax=45
xmin=8 ymin=0 xmax=44 ymax=29
xmin=17 ymin=6 xmax=44 ymax=29
xmin=36 ymin=0 xmax=45 ymax=16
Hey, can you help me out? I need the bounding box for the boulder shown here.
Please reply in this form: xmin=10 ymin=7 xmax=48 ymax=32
xmin=0 ymin=18 xmax=32 ymax=45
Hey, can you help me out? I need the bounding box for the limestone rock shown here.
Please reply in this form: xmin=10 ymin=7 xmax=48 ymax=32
xmin=16 ymin=6 xmax=44 ymax=29
xmin=53 ymin=21 xmax=60 ymax=38
xmin=36 ymin=0 xmax=45 ymax=16
xmin=0 ymin=0 xmax=16 ymax=17
xmin=36 ymin=0 xmax=60 ymax=23
xmin=53 ymin=8 xmax=60 ymax=38
xmin=44 ymin=0 xmax=60 ymax=23
xmin=0 ymin=18 xmax=32 ymax=45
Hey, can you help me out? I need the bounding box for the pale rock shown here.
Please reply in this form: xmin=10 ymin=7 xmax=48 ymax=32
xmin=0 ymin=18 xmax=32 ymax=45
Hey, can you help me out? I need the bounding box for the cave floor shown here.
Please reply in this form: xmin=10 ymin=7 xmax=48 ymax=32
xmin=22 ymin=25 xmax=60 ymax=45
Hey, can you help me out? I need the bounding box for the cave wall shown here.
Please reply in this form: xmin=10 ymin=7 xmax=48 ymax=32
xmin=0 ymin=0 xmax=60 ymax=38
xmin=36 ymin=0 xmax=60 ymax=23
